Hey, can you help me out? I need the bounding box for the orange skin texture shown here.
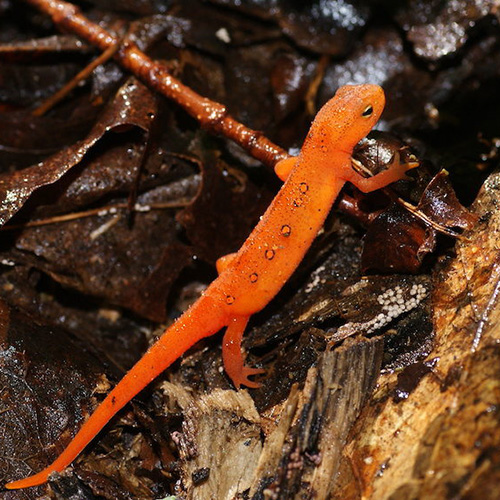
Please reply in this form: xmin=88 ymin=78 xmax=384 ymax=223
xmin=6 ymin=84 xmax=414 ymax=490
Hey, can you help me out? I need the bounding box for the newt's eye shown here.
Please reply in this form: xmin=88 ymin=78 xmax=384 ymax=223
xmin=362 ymin=105 xmax=373 ymax=117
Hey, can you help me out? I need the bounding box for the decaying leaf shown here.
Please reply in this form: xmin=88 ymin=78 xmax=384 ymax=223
xmin=0 ymin=77 xmax=156 ymax=225
xmin=395 ymin=0 xmax=499 ymax=62
xmin=0 ymin=300 xmax=105 ymax=496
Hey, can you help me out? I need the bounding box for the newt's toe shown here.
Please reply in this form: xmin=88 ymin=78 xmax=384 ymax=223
xmin=233 ymin=366 xmax=265 ymax=389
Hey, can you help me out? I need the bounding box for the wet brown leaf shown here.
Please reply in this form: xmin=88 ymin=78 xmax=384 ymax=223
xmin=362 ymin=205 xmax=433 ymax=273
xmin=0 ymin=300 xmax=105 ymax=498
xmin=277 ymin=1 xmax=371 ymax=56
xmin=178 ymin=156 xmax=273 ymax=264
xmin=10 ymin=212 xmax=192 ymax=322
xmin=416 ymin=170 xmax=478 ymax=230
xmin=395 ymin=0 xmax=499 ymax=62
xmin=0 ymin=77 xmax=156 ymax=225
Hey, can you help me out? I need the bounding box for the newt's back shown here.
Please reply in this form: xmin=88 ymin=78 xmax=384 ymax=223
xmin=207 ymin=84 xmax=386 ymax=316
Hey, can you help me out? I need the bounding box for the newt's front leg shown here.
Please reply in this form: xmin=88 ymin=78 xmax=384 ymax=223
xmin=342 ymin=154 xmax=417 ymax=193
xmin=274 ymin=156 xmax=297 ymax=181
xmin=222 ymin=316 xmax=264 ymax=389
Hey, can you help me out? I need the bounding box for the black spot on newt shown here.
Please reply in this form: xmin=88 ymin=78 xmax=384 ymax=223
xmin=265 ymin=249 xmax=275 ymax=260
xmin=281 ymin=224 xmax=291 ymax=237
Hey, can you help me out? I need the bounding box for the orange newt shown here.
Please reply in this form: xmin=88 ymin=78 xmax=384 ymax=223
xmin=6 ymin=84 xmax=415 ymax=490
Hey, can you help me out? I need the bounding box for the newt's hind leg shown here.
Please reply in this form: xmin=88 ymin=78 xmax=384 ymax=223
xmin=216 ymin=253 xmax=237 ymax=274
xmin=222 ymin=316 xmax=264 ymax=389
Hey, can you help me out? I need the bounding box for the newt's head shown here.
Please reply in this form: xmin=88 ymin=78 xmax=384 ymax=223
xmin=312 ymin=84 xmax=385 ymax=154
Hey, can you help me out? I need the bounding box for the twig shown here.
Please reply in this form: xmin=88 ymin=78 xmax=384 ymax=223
xmin=32 ymin=38 xmax=121 ymax=116
xmin=305 ymin=54 xmax=330 ymax=116
xmin=22 ymin=0 xmax=289 ymax=168
xmin=0 ymin=201 xmax=192 ymax=232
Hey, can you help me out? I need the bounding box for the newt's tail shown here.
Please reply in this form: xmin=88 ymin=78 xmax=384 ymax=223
xmin=6 ymin=295 xmax=227 ymax=490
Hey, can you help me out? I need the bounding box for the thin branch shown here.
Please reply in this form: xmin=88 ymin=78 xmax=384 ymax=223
xmin=0 ymin=201 xmax=192 ymax=232
xmin=305 ymin=54 xmax=330 ymax=116
xmin=32 ymin=38 xmax=121 ymax=116
xmin=23 ymin=0 xmax=290 ymax=168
